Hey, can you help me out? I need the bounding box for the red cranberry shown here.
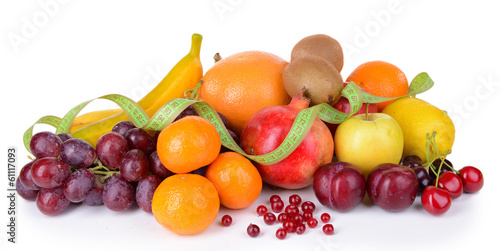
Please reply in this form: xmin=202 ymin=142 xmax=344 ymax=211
xmin=301 ymin=201 xmax=316 ymax=213
xmin=221 ymin=215 xmax=232 ymax=227
xmin=320 ymin=213 xmax=331 ymax=223
xmin=285 ymin=204 xmax=299 ymax=215
xmin=277 ymin=213 xmax=288 ymax=223
xmin=270 ymin=195 xmax=281 ymax=203
xmin=271 ymin=199 xmax=284 ymax=213
xmin=307 ymin=218 xmax=318 ymax=228
xmin=247 ymin=224 xmax=260 ymax=237
xmin=263 ymin=212 xmax=276 ymax=225
xmin=323 ymin=224 xmax=334 ymax=235
xmin=256 ymin=205 xmax=268 ymax=216
xmin=289 ymin=194 xmax=302 ymax=206
xmin=282 ymin=219 xmax=296 ymax=233
xmin=276 ymin=228 xmax=287 ymax=240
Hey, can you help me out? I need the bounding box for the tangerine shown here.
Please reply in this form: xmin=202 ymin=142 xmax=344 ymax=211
xmin=156 ymin=116 xmax=220 ymax=174
xmin=151 ymin=174 xmax=220 ymax=235
xmin=199 ymin=51 xmax=291 ymax=136
xmin=205 ymin=152 xmax=262 ymax=209
xmin=346 ymin=60 xmax=409 ymax=110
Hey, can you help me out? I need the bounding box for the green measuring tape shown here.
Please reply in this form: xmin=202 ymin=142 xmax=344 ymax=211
xmin=23 ymin=72 xmax=434 ymax=165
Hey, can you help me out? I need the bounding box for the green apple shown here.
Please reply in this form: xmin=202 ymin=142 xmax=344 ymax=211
xmin=334 ymin=113 xmax=404 ymax=177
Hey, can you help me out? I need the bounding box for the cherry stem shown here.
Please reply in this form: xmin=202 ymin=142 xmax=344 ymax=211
xmin=423 ymin=131 xmax=455 ymax=186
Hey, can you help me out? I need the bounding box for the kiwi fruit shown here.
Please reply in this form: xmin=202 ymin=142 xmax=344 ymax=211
xmin=291 ymin=34 xmax=344 ymax=72
xmin=282 ymin=55 xmax=343 ymax=106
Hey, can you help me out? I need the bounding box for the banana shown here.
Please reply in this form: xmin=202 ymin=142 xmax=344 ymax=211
xmin=71 ymin=33 xmax=204 ymax=147
xmin=69 ymin=109 xmax=121 ymax=134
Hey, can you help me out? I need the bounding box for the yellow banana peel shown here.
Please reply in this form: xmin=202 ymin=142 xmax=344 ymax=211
xmin=71 ymin=33 xmax=204 ymax=147
xmin=69 ymin=109 xmax=121 ymax=134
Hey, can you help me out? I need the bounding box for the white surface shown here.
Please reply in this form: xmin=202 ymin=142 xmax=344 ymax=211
xmin=1 ymin=1 xmax=500 ymax=250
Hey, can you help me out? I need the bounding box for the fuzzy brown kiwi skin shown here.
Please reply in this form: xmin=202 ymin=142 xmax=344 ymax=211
xmin=282 ymin=55 xmax=343 ymax=106
xmin=291 ymin=34 xmax=344 ymax=73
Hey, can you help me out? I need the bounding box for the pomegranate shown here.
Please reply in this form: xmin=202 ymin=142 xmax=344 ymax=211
xmin=240 ymin=90 xmax=334 ymax=189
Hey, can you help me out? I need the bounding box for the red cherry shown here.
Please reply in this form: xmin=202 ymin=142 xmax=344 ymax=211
xmin=276 ymin=228 xmax=287 ymax=240
xmin=459 ymin=166 xmax=484 ymax=193
xmin=263 ymin=212 xmax=276 ymax=225
xmin=289 ymin=194 xmax=302 ymax=206
xmin=256 ymin=205 xmax=268 ymax=216
xmin=323 ymin=224 xmax=334 ymax=235
xmin=421 ymin=186 xmax=452 ymax=216
xmin=307 ymin=218 xmax=318 ymax=228
xmin=247 ymin=224 xmax=260 ymax=237
xmin=221 ymin=215 xmax=232 ymax=227
xmin=437 ymin=172 xmax=463 ymax=199
xmin=271 ymin=199 xmax=284 ymax=213
xmin=320 ymin=213 xmax=331 ymax=223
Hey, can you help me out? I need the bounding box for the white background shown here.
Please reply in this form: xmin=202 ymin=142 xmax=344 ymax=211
xmin=1 ymin=1 xmax=500 ymax=250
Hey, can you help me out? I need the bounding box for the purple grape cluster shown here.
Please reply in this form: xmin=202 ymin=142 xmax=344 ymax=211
xmin=18 ymin=107 xmax=236 ymax=216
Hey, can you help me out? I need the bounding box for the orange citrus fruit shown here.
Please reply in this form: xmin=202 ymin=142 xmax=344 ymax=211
xmin=151 ymin=174 xmax=220 ymax=235
xmin=205 ymin=152 xmax=262 ymax=209
xmin=199 ymin=51 xmax=291 ymax=136
xmin=157 ymin=116 xmax=221 ymax=174
xmin=345 ymin=60 xmax=409 ymax=110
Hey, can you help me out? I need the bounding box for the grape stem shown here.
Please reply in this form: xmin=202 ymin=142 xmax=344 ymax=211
xmin=90 ymin=160 xmax=119 ymax=180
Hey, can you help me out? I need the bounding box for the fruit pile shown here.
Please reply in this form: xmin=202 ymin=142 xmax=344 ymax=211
xmin=17 ymin=33 xmax=484 ymax=238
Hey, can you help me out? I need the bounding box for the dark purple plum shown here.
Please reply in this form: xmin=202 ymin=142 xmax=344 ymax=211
xmin=313 ymin=162 xmax=366 ymax=211
xmin=367 ymin=163 xmax=419 ymax=212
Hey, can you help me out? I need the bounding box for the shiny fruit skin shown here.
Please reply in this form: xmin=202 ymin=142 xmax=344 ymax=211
xmin=313 ymin=162 xmax=366 ymax=212
xmin=335 ymin=113 xmax=404 ymax=177
xmin=437 ymin=172 xmax=463 ymax=199
xmin=366 ymin=163 xmax=418 ymax=212
xmin=459 ymin=166 xmax=484 ymax=193
xmin=240 ymin=91 xmax=334 ymax=189
xmin=421 ymin=186 xmax=452 ymax=216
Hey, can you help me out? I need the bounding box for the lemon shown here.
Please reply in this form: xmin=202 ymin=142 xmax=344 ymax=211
xmin=382 ymin=97 xmax=455 ymax=164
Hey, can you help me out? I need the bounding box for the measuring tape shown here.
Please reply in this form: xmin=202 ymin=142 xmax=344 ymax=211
xmin=23 ymin=72 xmax=433 ymax=165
